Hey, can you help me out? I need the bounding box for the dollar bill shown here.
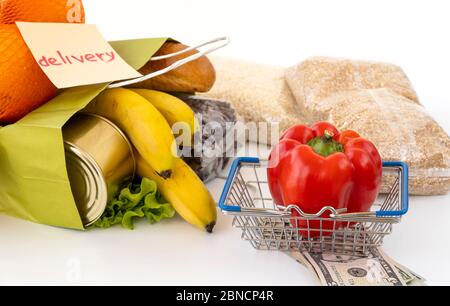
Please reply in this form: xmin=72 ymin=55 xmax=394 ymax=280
xmin=392 ymin=261 xmax=427 ymax=286
xmin=395 ymin=264 xmax=415 ymax=284
xmin=289 ymin=250 xmax=314 ymax=271
xmin=407 ymin=278 xmax=427 ymax=286
xmin=298 ymin=247 xmax=408 ymax=286
xmin=289 ymin=251 xmax=322 ymax=284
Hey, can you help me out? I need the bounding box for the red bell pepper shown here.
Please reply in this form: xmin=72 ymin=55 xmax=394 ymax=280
xmin=267 ymin=122 xmax=382 ymax=237
xmin=267 ymin=139 xmax=302 ymax=205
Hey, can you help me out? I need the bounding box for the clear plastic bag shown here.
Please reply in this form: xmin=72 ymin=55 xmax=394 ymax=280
xmin=285 ymin=56 xmax=420 ymax=109
xmin=204 ymin=56 xmax=311 ymax=144
xmin=175 ymin=94 xmax=240 ymax=183
xmin=286 ymin=57 xmax=450 ymax=195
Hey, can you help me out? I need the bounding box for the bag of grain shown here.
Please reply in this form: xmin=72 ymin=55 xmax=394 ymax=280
xmin=286 ymin=56 xmax=450 ymax=196
xmin=285 ymin=56 xmax=420 ymax=117
xmin=203 ymin=56 xmax=311 ymax=144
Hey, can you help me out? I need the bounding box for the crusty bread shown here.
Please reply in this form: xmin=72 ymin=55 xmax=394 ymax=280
xmin=129 ymin=42 xmax=216 ymax=93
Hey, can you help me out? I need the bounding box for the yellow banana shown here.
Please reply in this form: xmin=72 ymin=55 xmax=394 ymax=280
xmin=85 ymin=88 xmax=176 ymax=178
xmin=136 ymin=153 xmax=217 ymax=233
xmin=130 ymin=89 xmax=199 ymax=140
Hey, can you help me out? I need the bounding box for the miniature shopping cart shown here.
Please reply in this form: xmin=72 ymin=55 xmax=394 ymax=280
xmin=218 ymin=157 xmax=409 ymax=256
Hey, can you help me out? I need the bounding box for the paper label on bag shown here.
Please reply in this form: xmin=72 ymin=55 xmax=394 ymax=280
xmin=16 ymin=22 xmax=142 ymax=88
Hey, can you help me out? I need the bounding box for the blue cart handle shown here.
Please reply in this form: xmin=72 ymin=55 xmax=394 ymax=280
xmin=218 ymin=157 xmax=409 ymax=218
xmin=376 ymin=161 xmax=409 ymax=217
xmin=218 ymin=157 xmax=259 ymax=212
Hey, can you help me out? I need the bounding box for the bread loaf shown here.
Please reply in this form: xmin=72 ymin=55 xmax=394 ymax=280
xmin=129 ymin=42 xmax=216 ymax=93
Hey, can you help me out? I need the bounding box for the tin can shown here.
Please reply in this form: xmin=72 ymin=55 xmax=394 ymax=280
xmin=62 ymin=113 xmax=135 ymax=227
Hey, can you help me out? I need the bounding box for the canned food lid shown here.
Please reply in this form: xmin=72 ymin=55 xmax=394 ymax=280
xmin=65 ymin=113 xmax=136 ymax=180
xmin=65 ymin=142 xmax=108 ymax=227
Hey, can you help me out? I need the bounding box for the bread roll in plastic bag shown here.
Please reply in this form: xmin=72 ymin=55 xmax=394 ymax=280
xmin=176 ymin=94 xmax=241 ymax=183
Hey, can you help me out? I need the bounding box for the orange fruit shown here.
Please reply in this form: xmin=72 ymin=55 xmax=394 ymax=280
xmin=0 ymin=0 xmax=85 ymax=124
xmin=0 ymin=0 xmax=85 ymax=24
xmin=0 ymin=24 xmax=57 ymax=124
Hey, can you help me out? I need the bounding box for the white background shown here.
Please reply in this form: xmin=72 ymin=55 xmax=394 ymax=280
xmin=0 ymin=0 xmax=449 ymax=286
xmin=87 ymin=0 xmax=450 ymax=130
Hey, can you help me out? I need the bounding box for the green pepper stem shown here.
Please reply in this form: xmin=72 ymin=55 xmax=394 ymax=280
xmin=323 ymin=130 xmax=334 ymax=142
xmin=307 ymin=130 xmax=344 ymax=157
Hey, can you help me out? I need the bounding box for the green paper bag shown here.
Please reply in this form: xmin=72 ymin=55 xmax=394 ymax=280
xmin=0 ymin=37 xmax=167 ymax=229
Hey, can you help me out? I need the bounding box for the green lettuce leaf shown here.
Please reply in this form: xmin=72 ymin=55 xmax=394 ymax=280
xmin=91 ymin=177 xmax=175 ymax=230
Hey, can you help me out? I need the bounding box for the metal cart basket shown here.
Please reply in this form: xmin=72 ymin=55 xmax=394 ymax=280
xmin=218 ymin=157 xmax=409 ymax=256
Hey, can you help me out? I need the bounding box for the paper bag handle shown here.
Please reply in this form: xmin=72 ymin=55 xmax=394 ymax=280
xmin=108 ymin=36 xmax=229 ymax=89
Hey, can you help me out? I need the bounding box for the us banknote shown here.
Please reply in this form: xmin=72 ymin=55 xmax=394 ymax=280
xmin=290 ymin=247 xmax=426 ymax=286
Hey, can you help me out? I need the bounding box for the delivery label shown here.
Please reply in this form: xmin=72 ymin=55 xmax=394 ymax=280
xmin=16 ymin=22 xmax=142 ymax=88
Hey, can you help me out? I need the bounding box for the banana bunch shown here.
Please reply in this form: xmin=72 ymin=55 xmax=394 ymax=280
xmin=85 ymin=88 xmax=217 ymax=232
xmin=136 ymin=153 xmax=217 ymax=233
xmin=130 ymin=89 xmax=199 ymax=142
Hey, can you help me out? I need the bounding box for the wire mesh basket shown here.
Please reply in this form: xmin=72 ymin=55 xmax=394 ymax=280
xmin=218 ymin=157 xmax=409 ymax=256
